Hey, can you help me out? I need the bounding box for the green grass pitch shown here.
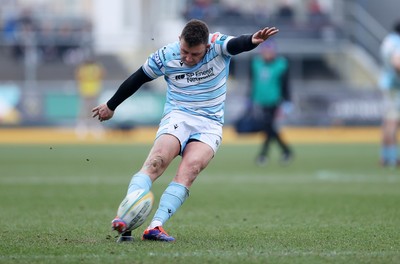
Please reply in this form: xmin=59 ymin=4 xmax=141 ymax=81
xmin=0 ymin=143 xmax=399 ymax=263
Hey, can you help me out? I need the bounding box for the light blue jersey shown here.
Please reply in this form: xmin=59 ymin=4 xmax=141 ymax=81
xmin=142 ymin=33 xmax=234 ymax=125
xmin=380 ymin=33 xmax=400 ymax=90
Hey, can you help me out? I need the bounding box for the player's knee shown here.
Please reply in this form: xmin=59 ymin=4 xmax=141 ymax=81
xmin=187 ymin=166 xmax=201 ymax=179
xmin=147 ymin=155 xmax=165 ymax=174
xmin=174 ymin=160 xmax=203 ymax=186
xmin=187 ymin=159 xmax=203 ymax=177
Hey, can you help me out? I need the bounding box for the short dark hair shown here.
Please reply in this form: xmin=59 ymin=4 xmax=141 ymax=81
xmin=181 ymin=19 xmax=209 ymax=47
xmin=394 ymin=21 xmax=400 ymax=35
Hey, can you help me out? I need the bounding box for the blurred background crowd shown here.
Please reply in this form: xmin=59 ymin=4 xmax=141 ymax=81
xmin=0 ymin=0 xmax=399 ymax=130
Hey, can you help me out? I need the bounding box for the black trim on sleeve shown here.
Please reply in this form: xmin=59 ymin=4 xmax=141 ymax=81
xmin=106 ymin=67 xmax=153 ymax=111
xmin=226 ymin=34 xmax=258 ymax=55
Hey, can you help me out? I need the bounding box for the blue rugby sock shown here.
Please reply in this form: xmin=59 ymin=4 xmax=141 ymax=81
xmin=127 ymin=172 xmax=152 ymax=195
xmin=380 ymin=146 xmax=389 ymax=163
xmin=150 ymin=182 xmax=189 ymax=227
xmin=387 ymin=145 xmax=398 ymax=166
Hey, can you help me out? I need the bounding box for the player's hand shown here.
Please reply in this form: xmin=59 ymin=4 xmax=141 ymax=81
xmin=252 ymin=27 xmax=279 ymax=45
xmin=92 ymin=103 xmax=114 ymax=122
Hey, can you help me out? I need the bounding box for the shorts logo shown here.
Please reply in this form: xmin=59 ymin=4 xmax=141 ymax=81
xmin=174 ymin=124 xmax=178 ymax=129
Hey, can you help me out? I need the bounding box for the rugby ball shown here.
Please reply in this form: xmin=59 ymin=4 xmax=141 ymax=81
xmin=117 ymin=189 xmax=154 ymax=231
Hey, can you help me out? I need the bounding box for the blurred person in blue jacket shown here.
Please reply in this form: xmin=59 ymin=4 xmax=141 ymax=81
xmin=379 ymin=21 xmax=400 ymax=168
xmin=250 ymin=40 xmax=293 ymax=166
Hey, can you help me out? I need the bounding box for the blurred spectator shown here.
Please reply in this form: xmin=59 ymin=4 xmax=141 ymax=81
xmin=378 ymin=20 xmax=400 ymax=167
xmin=75 ymin=57 xmax=106 ymax=139
xmin=183 ymin=0 xmax=219 ymax=23
xmin=307 ymin=0 xmax=330 ymax=28
xmin=56 ymin=22 xmax=77 ymax=62
xmin=250 ymin=40 xmax=293 ymax=166
xmin=78 ymin=21 xmax=94 ymax=61
xmin=276 ymin=0 xmax=295 ymax=25
xmin=11 ymin=8 xmax=38 ymax=60
xmin=2 ymin=11 xmax=18 ymax=45
xmin=2 ymin=4 xmax=92 ymax=65
xmin=308 ymin=0 xmax=322 ymax=14
xmin=37 ymin=20 xmax=57 ymax=61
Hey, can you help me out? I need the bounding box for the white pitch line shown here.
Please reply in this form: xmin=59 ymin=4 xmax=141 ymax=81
xmin=0 ymin=172 xmax=398 ymax=185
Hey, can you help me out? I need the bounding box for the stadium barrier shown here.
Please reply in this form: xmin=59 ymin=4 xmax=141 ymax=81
xmin=0 ymin=126 xmax=383 ymax=144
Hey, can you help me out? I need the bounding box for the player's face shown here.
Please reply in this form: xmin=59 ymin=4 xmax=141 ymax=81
xmin=179 ymin=37 xmax=209 ymax=66
xmin=262 ymin=48 xmax=276 ymax=61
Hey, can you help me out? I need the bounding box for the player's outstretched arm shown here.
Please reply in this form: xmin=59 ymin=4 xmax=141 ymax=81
xmin=92 ymin=103 xmax=114 ymax=122
xmin=227 ymin=26 xmax=279 ymax=55
xmin=92 ymin=67 xmax=153 ymax=122
xmin=251 ymin=27 xmax=279 ymax=45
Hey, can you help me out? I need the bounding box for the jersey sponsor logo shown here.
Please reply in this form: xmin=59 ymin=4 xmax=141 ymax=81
xmin=173 ymin=67 xmax=215 ymax=83
xmin=187 ymin=67 xmax=215 ymax=83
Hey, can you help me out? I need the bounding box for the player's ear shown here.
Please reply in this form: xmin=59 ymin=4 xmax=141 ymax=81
xmin=206 ymin=44 xmax=211 ymax=50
